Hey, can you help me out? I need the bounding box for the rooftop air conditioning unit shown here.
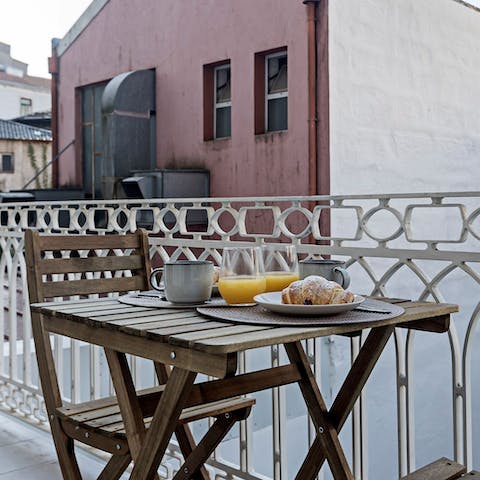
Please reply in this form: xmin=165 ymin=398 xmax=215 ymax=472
xmin=121 ymin=169 xmax=210 ymax=227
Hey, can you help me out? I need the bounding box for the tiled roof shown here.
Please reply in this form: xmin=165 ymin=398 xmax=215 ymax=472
xmin=0 ymin=119 xmax=52 ymax=141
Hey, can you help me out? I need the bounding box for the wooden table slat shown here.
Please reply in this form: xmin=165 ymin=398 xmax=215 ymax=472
xmin=108 ymin=310 xmax=192 ymax=324
xmin=49 ymin=300 xmax=121 ymax=312
xmin=74 ymin=306 xmax=155 ymax=318
xmin=169 ymin=324 xmax=277 ymax=348
xmin=123 ymin=317 xmax=220 ymax=332
xmin=32 ymin=297 xmax=117 ymax=308
xmin=145 ymin=321 xmax=229 ymax=339
xmin=112 ymin=311 xmax=200 ymax=327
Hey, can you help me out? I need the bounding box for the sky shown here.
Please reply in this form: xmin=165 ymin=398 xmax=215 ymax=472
xmin=0 ymin=0 xmax=93 ymax=78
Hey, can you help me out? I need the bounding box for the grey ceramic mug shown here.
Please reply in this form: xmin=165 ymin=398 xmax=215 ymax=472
xmin=150 ymin=260 xmax=214 ymax=303
xmin=299 ymin=259 xmax=350 ymax=289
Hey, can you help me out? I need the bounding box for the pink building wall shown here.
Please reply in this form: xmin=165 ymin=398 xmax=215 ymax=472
xmin=56 ymin=0 xmax=311 ymax=197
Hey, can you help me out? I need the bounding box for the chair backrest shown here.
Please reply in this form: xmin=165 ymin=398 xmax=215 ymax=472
xmin=25 ymin=229 xmax=152 ymax=303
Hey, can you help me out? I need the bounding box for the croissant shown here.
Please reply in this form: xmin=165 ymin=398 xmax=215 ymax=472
xmin=213 ymin=266 xmax=220 ymax=284
xmin=281 ymin=275 xmax=354 ymax=305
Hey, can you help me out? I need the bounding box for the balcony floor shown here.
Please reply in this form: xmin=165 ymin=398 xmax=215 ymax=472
xmin=0 ymin=411 xmax=128 ymax=479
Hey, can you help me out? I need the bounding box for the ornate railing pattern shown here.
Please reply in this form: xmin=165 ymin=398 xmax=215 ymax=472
xmin=0 ymin=192 xmax=478 ymax=479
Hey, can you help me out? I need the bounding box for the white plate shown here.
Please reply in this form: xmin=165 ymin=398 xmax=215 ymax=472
xmin=253 ymin=291 xmax=365 ymax=316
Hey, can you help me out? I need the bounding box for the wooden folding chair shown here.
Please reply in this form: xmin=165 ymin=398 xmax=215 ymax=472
xmin=25 ymin=229 xmax=253 ymax=480
xmin=401 ymin=457 xmax=479 ymax=480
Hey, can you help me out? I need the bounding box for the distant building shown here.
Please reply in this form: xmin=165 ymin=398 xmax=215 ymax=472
xmin=12 ymin=111 xmax=51 ymax=130
xmin=0 ymin=119 xmax=52 ymax=192
xmin=0 ymin=42 xmax=51 ymax=120
xmin=50 ymin=0 xmax=480 ymax=198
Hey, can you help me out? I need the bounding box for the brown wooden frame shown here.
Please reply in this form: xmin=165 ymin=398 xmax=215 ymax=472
xmin=25 ymin=229 xmax=253 ymax=480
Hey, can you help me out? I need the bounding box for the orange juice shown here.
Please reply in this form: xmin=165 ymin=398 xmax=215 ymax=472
xmin=265 ymin=271 xmax=299 ymax=292
xmin=218 ymin=276 xmax=267 ymax=304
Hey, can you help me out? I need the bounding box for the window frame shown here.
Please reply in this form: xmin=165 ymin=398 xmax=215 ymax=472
xmin=203 ymin=60 xmax=231 ymax=141
xmin=1 ymin=153 xmax=14 ymax=173
xmin=20 ymin=97 xmax=32 ymax=116
xmin=265 ymin=51 xmax=288 ymax=133
xmin=254 ymin=46 xmax=288 ymax=135
xmin=213 ymin=63 xmax=231 ymax=140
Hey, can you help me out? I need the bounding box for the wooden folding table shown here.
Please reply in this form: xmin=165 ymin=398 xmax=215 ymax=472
xmin=31 ymin=297 xmax=457 ymax=479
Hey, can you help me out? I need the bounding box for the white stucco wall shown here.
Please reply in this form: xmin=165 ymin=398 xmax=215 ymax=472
xmin=329 ymin=0 xmax=480 ymax=194
xmin=0 ymin=83 xmax=51 ymax=119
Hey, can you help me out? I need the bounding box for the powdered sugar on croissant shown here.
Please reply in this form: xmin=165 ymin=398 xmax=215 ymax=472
xmin=281 ymin=275 xmax=354 ymax=305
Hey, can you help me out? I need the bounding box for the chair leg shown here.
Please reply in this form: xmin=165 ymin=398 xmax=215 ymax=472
xmin=173 ymin=407 xmax=251 ymax=480
xmin=50 ymin=417 xmax=83 ymax=480
xmin=98 ymin=454 xmax=132 ymax=480
xmin=31 ymin=315 xmax=82 ymax=479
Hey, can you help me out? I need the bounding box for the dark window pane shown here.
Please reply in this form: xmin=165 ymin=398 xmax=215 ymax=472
xmin=94 ymin=85 xmax=105 ymax=153
xmin=2 ymin=154 xmax=13 ymax=172
xmin=215 ymin=106 xmax=231 ymax=138
xmin=82 ymin=87 xmax=93 ymax=122
xmin=268 ymin=55 xmax=287 ymax=94
xmin=267 ymin=97 xmax=288 ymax=132
xmin=82 ymin=125 xmax=94 ymax=197
xmin=216 ymin=67 xmax=231 ymax=103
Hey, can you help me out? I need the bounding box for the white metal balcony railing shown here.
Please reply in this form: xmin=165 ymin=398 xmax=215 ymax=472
xmin=0 ymin=192 xmax=478 ymax=479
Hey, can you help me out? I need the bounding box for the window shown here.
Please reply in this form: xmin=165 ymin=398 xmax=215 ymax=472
xmin=1 ymin=154 xmax=14 ymax=173
xmin=203 ymin=61 xmax=231 ymax=140
xmin=214 ymin=65 xmax=231 ymax=139
xmin=255 ymin=47 xmax=288 ymax=134
xmin=20 ymin=97 xmax=32 ymax=116
xmin=266 ymin=52 xmax=288 ymax=132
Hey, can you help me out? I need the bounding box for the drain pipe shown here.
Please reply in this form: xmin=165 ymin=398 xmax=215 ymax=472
xmin=303 ymin=0 xmax=320 ymax=197
xmin=49 ymin=38 xmax=60 ymax=187
xmin=303 ymin=0 xmax=331 ymax=238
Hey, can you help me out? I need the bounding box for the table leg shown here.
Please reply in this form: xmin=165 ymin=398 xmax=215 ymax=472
xmin=173 ymin=408 xmax=250 ymax=480
xmin=154 ymin=362 xmax=210 ymax=480
xmin=284 ymin=341 xmax=353 ymax=480
xmin=288 ymin=325 xmax=395 ymax=479
xmin=130 ymin=367 xmax=197 ymax=480
xmin=104 ymin=349 xmax=161 ymax=479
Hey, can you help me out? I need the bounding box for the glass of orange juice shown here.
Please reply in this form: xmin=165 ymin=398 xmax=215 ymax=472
xmin=218 ymin=247 xmax=266 ymax=305
xmin=262 ymin=244 xmax=299 ymax=292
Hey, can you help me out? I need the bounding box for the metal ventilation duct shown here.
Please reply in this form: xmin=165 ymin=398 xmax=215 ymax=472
xmin=101 ymin=69 xmax=156 ymax=199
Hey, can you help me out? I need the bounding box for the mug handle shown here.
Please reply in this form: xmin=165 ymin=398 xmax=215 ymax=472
xmin=149 ymin=268 xmax=164 ymax=291
xmin=333 ymin=266 xmax=350 ymax=289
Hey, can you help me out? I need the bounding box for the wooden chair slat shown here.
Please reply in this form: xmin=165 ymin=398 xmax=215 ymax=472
xmin=464 ymin=471 xmax=480 ymax=479
xmin=38 ymin=255 xmax=145 ymax=275
xmin=43 ymin=276 xmax=146 ymax=298
xmin=58 ymin=396 xmax=255 ymax=437
xmin=37 ymin=234 xmax=144 ymax=251
xmin=401 ymin=457 xmax=466 ymax=480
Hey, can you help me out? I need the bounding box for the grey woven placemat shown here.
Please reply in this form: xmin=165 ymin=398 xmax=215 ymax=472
xmin=118 ymin=292 xmax=228 ymax=309
xmin=197 ymin=299 xmax=405 ymax=327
